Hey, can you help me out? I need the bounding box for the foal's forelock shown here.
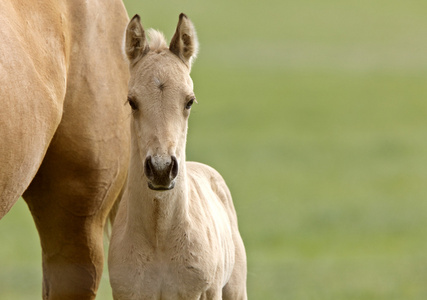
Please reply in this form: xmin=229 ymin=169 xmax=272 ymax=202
xmin=146 ymin=29 xmax=168 ymax=52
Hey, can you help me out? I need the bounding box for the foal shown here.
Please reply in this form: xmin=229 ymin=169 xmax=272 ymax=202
xmin=108 ymin=14 xmax=247 ymax=299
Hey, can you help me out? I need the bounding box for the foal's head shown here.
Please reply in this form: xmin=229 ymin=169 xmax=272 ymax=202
xmin=125 ymin=14 xmax=198 ymax=191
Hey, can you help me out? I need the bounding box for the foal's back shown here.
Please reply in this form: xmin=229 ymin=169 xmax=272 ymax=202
xmin=186 ymin=162 xmax=247 ymax=299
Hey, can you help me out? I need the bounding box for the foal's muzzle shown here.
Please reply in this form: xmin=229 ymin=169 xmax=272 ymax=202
xmin=144 ymin=155 xmax=178 ymax=191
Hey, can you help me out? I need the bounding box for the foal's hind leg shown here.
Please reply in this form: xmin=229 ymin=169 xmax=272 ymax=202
xmin=222 ymin=231 xmax=248 ymax=300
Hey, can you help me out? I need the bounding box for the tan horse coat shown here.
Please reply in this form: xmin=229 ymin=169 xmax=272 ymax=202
xmin=109 ymin=14 xmax=247 ymax=299
xmin=0 ymin=1 xmax=130 ymax=298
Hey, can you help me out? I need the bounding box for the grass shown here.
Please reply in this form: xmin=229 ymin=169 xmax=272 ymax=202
xmin=1 ymin=0 xmax=427 ymax=299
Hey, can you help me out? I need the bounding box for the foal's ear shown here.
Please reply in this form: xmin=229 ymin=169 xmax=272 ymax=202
xmin=125 ymin=14 xmax=149 ymax=64
xmin=169 ymin=13 xmax=199 ymax=68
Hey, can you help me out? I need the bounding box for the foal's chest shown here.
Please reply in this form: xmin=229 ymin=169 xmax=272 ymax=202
xmin=127 ymin=249 xmax=215 ymax=299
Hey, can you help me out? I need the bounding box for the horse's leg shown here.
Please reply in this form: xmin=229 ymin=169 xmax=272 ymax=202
xmin=23 ymin=142 xmax=128 ymax=300
xmin=23 ymin=106 xmax=129 ymax=299
xmin=22 ymin=2 xmax=129 ymax=296
xmin=24 ymin=196 xmax=105 ymax=300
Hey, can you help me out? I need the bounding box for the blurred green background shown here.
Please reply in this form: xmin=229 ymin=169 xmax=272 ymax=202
xmin=1 ymin=0 xmax=427 ymax=299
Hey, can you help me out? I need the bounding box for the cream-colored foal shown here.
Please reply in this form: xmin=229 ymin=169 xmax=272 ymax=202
xmin=108 ymin=14 xmax=247 ymax=300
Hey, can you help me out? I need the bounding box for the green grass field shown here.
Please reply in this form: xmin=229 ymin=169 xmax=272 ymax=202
xmin=1 ymin=0 xmax=427 ymax=299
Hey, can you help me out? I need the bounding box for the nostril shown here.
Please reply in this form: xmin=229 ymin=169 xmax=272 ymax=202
xmin=170 ymin=156 xmax=178 ymax=179
xmin=144 ymin=156 xmax=154 ymax=180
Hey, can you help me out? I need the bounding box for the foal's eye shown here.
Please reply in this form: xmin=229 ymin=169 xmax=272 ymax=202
xmin=185 ymin=98 xmax=195 ymax=110
xmin=127 ymin=97 xmax=138 ymax=110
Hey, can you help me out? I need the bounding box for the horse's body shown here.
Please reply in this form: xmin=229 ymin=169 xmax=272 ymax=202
xmin=109 ymin=14 xmax=247 ymax=299
xmin=0 ymin=1 xmax=130 ymax=298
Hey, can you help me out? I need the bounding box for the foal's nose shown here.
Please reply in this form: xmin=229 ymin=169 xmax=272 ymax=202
xmin=144 ymin=155 xmax=178 ymax=190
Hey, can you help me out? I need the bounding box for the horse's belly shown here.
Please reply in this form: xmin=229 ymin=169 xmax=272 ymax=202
xmin=0 ymin=1 xmax=66 ymax=214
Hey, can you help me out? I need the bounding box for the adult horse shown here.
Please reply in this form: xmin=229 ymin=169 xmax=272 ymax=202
xmin=0 ymin=0 xmax=130 ymax=299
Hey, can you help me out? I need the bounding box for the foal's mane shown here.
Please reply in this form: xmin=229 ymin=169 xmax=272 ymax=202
xmin=147 ymin=29 xmax=168 ymax=52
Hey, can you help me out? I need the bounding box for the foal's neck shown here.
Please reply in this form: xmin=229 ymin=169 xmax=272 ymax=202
xmin=126 ymin=148 xmax=189 ymax=248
